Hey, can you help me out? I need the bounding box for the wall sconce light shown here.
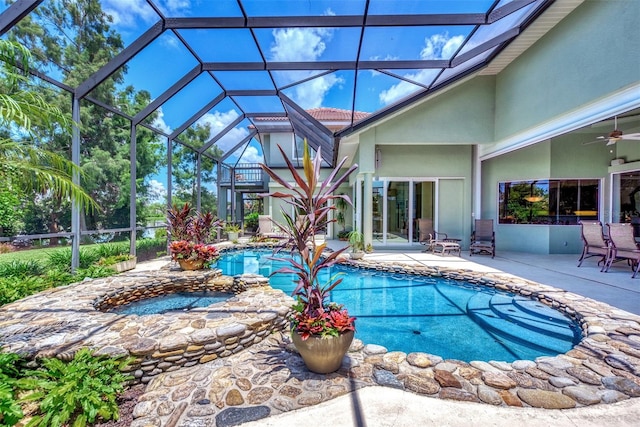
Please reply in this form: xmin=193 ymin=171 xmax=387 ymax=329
xmin=375 ymin=148 xmax=382 ymax=169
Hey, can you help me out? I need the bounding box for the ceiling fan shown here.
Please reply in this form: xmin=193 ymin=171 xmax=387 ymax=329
xmin=586 ymin=116 xmax=640 ymax=146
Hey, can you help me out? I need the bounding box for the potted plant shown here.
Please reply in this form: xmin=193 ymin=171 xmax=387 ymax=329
xmin=224 ymin=223 xmax=241 ymax=241
xmin=335 ymin=194 xmax=348 ymax=239
xmin=167 ymin=203 xmax=221 ymax=270
xmin=347 ymin=230 xmax=365 ymax=260
xmin=260 ymin=139 xmax=358 ymax=374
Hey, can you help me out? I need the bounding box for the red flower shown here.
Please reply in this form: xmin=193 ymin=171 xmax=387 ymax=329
xmin=290 ymin=301 xmax=356 ymax=340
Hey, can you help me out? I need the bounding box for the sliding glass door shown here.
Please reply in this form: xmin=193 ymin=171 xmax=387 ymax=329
xmin=366 ymin=179 xmax=435 ymax=244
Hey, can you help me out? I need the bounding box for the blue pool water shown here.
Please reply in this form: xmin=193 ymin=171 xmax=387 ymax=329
xmin=213 ymin=249 xmax=582 ymax=362
xmin=111 ymin=291 xmax=233 ymax=316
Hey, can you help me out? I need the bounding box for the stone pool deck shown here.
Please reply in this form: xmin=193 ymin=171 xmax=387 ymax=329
xmin=0 ymin=247 xmax=639 ymax=426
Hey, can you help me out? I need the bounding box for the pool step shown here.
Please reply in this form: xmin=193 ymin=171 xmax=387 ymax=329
xmin=466 ymin=292 xmax=579 ymax=355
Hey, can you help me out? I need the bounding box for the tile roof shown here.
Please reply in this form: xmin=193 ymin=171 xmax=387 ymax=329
xmin=254 ymin=108 xmax=370 ymax=123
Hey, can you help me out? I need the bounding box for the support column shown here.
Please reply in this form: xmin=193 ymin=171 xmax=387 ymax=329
xmin=216 ymin=161 xmax=222 ymax=218
xmin=167 ymin=138 xmax=172 ymax=209
xmin=70 ymin=96 xmax=81 ymax=271
xmin=196 ymin=153 xmax=202 ymax=212
xmin=129 ymin=123 xmax=137 ymax=256
xmin=363 ymin=172 xmax=373 ymax=248
xmin=472 ymin=145 xmax=481 ymax=221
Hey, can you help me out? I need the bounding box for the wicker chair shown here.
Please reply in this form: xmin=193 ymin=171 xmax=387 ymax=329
xmin=603 ymin=223 xmax=640 ymax=278
xmin=469 ymin=219 xmax=495 ymax=258
xmin=577 ymin=221 xmax=610 ymax=268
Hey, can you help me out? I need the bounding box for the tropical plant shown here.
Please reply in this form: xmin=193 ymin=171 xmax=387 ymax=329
xmin=20 ymin=348 xmax=131 ymax=427
xmin=0 ymin=39 xmax=97 ymax=213
xmin=167 ymin=203 xmax=221 ymax=267
xmin=260 ymin=140 xmax=358 ymax=340
xmin=167 ymin=203 xmax=219 ymax=244
xmin=0 ymin=353 xmax=25 ymax=426
xmin=224 ymin=223 xmax=241 ymax=233
xmin=335 ymin=194 xmax=348 ymax=233
xmin=244 ymin=212 xmax=259 ymax=230
xmin=168 ymin=241 xmax=219 ymax=265
xmin=347 ymin=230 xmax=365 ymax=252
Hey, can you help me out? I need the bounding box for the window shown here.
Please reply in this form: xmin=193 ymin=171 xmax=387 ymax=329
xmin=293 ymin=134 xmax=316 ymax=160
xmin=499 ymin=179 xmax=599 ymax=225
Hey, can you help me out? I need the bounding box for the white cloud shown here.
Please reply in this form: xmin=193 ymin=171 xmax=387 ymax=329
xmin=420 ymin=33 xmax=465 ymax=60
xmin=195 ymin=110 xmax=249 ymax=153
xmin=290 ymin=74 xmax=343 ymax=109
xmin=146 ymin=179 xmax=167 ymax=204
xmin=103 ymin=0 xmax=158 ymax=28
xmin=150 ymin=107 xmax=172 ymax=134
xmin=238 ymin=146 xmax=263 ymax=164
xmin=378 ymin=33 xmax=464 ymax=106
xmin=270 ymin=27 xmax=342 ymax=109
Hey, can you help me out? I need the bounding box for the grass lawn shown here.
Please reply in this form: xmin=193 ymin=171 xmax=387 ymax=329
xmin=0 ymin=244 xmax=107 ymax=263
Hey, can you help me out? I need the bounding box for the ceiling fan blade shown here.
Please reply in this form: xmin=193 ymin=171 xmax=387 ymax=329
xmin=582 ymin=139 xmax=603 ymax=146
xmin=606 ymin=138 xmax=618 ymax=146
xmin=621 ymin=133 xmax=640 ymax=140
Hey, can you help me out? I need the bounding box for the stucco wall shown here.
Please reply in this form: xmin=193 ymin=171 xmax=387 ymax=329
xmin=494 ymin=0 xmax=640 ymax=141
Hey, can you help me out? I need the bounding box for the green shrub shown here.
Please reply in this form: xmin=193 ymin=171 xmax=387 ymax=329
xmin=94 ymin=243 xmax=128 ymax=259
xmin=97 ymin=254 xmax=132 ymax=267
xmin=41 ymin=270 xmax=76 ymax=288
xmin=154 ymin=227 xmax=167 ymax=239
xmin=0 ymin=276 xmax=50 ymax=306
xmin=0 ymin=260 xmax=45 ymax=278
xmin=244 ymin=212 xmax=259 ymax=230
xmin=136 ymin=237 xmax=166 ymax=262
xmin=75 ymin=265 xmax=116 ymax=280
xmin=22 ymin=349 xmax=131 ymax=427
xmin=0 ymin=354 xmax=25 ymax=426
xmin=0 ymin=382 xmax=23 ymax=427
xmin=46 ymin=248 xmax=99 ymax=272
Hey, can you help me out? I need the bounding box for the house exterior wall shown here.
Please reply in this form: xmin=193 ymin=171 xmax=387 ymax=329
xmin=493 ymin=0 xmax=640 ymax=143
xmin=479 ymin=0 xmax=640 ymax=253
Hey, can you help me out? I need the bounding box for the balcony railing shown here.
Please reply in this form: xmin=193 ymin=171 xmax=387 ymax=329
xmin=220 ymin=163 xmax=265 ymax=186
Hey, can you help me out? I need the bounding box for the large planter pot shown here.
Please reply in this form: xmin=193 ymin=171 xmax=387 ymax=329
xmin=291 ymin=330 xmax=354 ymax=374
xmin=178 ymin=259 xmax=205 ymax=271
xmin=350 ymin=251 xmax=365 ymax=260
xmin=227 ymin=231 xmax=239 ymax=241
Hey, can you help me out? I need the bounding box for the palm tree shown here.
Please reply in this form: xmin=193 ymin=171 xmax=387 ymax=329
xmin=0 ymin=39 xmax=97 ymax=211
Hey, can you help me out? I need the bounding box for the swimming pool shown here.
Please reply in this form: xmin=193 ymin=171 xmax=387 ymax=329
xmin=214 ymin=249 xmax=582 ymax=362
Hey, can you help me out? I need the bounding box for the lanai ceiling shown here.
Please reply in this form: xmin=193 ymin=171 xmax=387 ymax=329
xmin=0 ymin=0 xmax=561 ymax=168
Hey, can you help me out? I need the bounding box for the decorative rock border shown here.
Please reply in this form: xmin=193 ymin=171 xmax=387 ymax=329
xmin=0 ymin=267 xmax=292 ymax=384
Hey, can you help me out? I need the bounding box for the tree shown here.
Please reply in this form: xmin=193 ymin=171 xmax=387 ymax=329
xmin=0 ymin=39 xmax=96 ymax=227
xmin=172 ymin=123 xmax=222 ymax=214
xmin=7 ymin=0 xmax=164 ymax=238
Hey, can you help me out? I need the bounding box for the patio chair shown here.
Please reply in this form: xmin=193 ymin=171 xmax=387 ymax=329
xmin=603 ymin=223 xmax=640 ymax=278
xmin=257 ymin=215 xmax=287 ymax=239
xmin=418 ymin=218 xmax=460 ymax=255
xmin=577 ymin=220 xmax=609 ymax=268
xmin=469 ymin=219 xmax=495 ymax=258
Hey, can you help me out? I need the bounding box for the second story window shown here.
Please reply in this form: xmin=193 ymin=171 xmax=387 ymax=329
xmin=293 ymin=135 xmax=316 ymax=160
